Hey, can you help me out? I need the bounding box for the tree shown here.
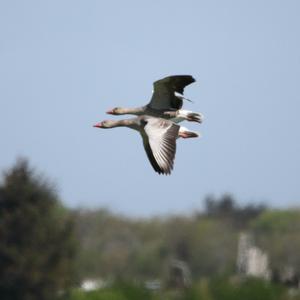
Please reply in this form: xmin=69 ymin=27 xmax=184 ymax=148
xmin=0 ymin=159 xmax=77 ymax=300
xmin=203 ymin=194 xmax=266 ymax=229
xmin=252 ymin=210 xmax=300 ymax=274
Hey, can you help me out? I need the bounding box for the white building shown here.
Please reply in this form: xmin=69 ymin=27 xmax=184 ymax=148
xmin=237 ymin=232 xmax=271 ymax=280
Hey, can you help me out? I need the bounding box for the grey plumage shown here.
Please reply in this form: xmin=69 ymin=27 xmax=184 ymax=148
xmin=94 ymin=116 xmax=180 ymax=175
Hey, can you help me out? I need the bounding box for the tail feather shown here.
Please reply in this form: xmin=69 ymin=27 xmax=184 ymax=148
xmin=178 ymin=126 xmax=200 ymax=139
xmin=178 ymin=110 xmax=204 ymax=123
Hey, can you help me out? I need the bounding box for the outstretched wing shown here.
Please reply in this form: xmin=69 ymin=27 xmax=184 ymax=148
xmin=148 ymin=75 xmax=195 ymax=110
xmin=141 ymin=117 xmax=179 ymax=175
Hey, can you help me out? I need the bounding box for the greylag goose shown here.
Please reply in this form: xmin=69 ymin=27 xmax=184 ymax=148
xmin=106 ymin=75 xmax=203 ymax=124
xmin=93 ymin=116 xmax=199 ymax=175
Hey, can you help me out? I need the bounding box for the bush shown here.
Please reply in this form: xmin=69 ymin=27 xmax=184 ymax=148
xmin=208 ymin=277 xmax=284 ymax=300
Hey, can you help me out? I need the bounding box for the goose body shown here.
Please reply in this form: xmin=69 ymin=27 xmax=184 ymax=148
xmin=94 ymin=116 xmax=198 ymax=175
xmin=106 ymin=75 xmax=203 ymax=123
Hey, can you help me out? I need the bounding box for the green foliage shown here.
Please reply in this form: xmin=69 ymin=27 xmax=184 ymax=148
xmin=73 ymin=193 xmax=300 ymax=292
xmin=75 ymin=209 xmax=149 ymax=279
xmin=63 ymin=278 xmax=292 ymax=300
xmin=208 ymin=277 xmax=284 ymax=300
xmin=67 ymin=289 xmax=126 ymax=300
xmin=252 ymin=210 xmax=300 ymax=271
xmin=3 ymin=158 xmax=298 ymax=300
xmin=0 ymin=159 xmax=77 ymax=300
xmin=112 ymin=281 xmax=152 ymax=300
xmin=203 ymin=194 xmax=266 ymax=229
xmin=252 ymin=210 xmax=300 ymax=233
xmin=65 ymin=281 xmax=151 ymax=300
xmin=75 ymin=209 xmax=241 ymax=281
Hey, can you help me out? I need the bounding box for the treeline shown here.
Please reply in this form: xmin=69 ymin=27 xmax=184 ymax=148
xmin=74 ymin=195 xmax=266 ymax=281
xmin=74 ymin=194 xmax=300 ymax=283
xmin=1 ymin=159 xmax=300 ymax=300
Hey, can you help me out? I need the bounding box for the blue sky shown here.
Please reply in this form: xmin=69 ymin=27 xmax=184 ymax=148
xmin=1 ymin=1 xmax=299 ymax=216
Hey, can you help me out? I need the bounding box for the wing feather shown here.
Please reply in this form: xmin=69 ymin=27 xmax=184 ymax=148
xmin=148 ymin=75 xmax=195 ymax=110
xmin=142 ymin=118 xmax=179 ymax=175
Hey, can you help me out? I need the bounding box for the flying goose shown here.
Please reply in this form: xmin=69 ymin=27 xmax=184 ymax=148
xmin=93 ymin=116 xmax=199 ymax=175
xmin=106 ymin=75 xmax=203 ymax=123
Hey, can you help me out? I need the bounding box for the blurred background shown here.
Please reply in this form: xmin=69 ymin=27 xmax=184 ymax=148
xmin=1 ymin=1 xmax=300 ymax=299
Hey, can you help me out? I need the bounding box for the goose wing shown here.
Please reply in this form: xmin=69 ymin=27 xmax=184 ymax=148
xmin=148 ymin=75 xmax=195 ymax=110
xmin=141 ymin=117 xmax=180 ymax=175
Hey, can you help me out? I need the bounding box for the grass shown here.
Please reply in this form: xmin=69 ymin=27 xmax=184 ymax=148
xmin=62 ymin=277 xmax=299 ymax=300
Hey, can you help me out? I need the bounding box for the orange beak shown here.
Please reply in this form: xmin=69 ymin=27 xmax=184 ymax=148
xmin=93 ymin=122 xmax=103 ymax=128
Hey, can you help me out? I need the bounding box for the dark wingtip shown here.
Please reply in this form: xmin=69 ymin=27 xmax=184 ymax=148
xmin=180 ymin=75 xmax=196 ymax=83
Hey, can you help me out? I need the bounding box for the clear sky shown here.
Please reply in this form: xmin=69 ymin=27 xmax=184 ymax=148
xmin=1 ymin=1 xmax=299 ymax=216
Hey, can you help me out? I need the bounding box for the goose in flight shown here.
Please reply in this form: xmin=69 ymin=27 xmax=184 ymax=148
xmin=106 ymin=75 xmax=203 ymax=123
xmin=93 ymin=116 xmax=199 ymax=175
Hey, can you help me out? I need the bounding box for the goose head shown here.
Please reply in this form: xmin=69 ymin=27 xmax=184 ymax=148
xmin=93 ymin=120 xmax=113 ymax=128
xmin=106 ymin=107 xmax=123 ymax=115
xmin=93 ymin=119 xmax=130 ymax=129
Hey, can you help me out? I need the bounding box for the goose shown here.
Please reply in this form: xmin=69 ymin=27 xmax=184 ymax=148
xmin=93 ymin=116 xmax=199 ymax=175
xmin=106 ymin=75 xmax=203 ymax=123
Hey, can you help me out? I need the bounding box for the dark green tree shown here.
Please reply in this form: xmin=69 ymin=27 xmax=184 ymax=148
xmin=0 ymin=159 xmax=77 ymax=300
xmin=203 ymin=194 xmax=266 ymax=228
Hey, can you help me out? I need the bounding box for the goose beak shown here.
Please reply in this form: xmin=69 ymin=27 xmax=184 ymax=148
xmin=106 ymin=109 xmax=114 ymax=114
xmin=93 ymin=122 xmax=103 ymax=128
